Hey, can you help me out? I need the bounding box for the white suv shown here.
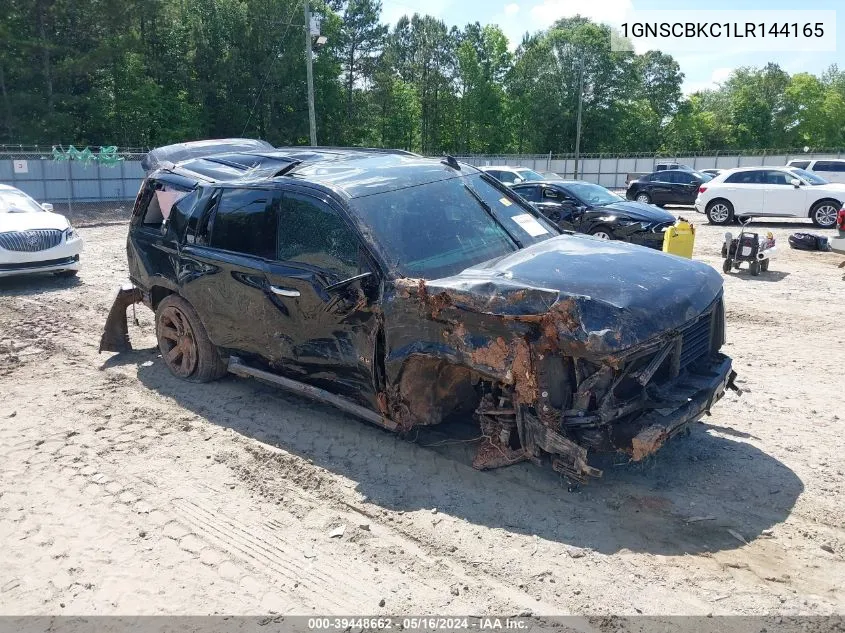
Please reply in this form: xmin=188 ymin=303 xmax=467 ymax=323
xmin=694 ymin=167 xmax=845 ymax=227
xmin=786 ymin=158 xmax=845 ymax=184
xmin=479 ymin=166 xmax=545 ymax=186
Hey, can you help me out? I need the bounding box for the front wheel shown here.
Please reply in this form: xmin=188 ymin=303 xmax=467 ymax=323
xmin=635 ymin=192 xmax=651 ymax=204
xmin=54 ymin=269 xmax=78 ymax=278
xmin=706 ymin=200 xmax=734 ymax=225
xmin=589 ymin=226 xmax=614 ymax=240
xmin=155 ymin=295 xmax=227 ymax=382
xmin=810 ymin=201 xmax=840 ymax=228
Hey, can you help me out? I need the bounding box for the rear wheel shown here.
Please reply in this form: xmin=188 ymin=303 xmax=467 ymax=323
xmin=750 ymin=261 xmax=761 ymax=276
xmin=810 ymin=200 xmax=840 ymax=228
xmin=635 ymin=192 xmax=651 ymax=204
xmin=722 ymin=258 xmax=732 ymax=274
xmin=155 ymin=295 xmax=226 ymax=382
xmin=761 ymin=258 xmax=769 ymax=272
xmin=706 ymin=200 xmax=734 ymax=225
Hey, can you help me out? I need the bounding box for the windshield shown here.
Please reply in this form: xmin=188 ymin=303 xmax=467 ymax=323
xmin=515 ymin=168 xmax=544 ymax=182
xmin=351 ymin=173 xmax=556 ymax=279
xmin=789 ymin=168 xmax=828 ymax=185
xmin=564 ymin=183 xmax=623 ymax=206
xmin=0 ymin=189 xmax=45 ymax=214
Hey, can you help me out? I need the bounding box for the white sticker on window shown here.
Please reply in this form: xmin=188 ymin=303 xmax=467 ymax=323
xmin=512 ymin=214 xmax=549 ymax=237
xmin=499 ymin=197 xmax=512 ymax=206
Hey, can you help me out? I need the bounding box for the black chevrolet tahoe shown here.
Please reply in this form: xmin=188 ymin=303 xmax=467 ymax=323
xmin=101 ymin=141 xmax=738 ymax=482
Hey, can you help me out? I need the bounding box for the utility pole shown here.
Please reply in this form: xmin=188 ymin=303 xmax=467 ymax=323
xmin=304 ymin=0 xmax=317 ymax=145
xmin=573 ymin=54 xmax=584 ymax=179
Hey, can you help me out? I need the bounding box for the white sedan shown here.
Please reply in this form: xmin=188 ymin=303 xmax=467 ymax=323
xmin=0 ymin=185 xmax=83 ymax=278
xmin=694 ymin=167 xmax=845 ymax=227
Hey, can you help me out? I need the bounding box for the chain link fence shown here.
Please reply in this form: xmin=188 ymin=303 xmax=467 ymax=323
xmin=457 ymin=148 xmax=845 ymax=189
xmin=0 ymin=146 xmax=147 ymax=225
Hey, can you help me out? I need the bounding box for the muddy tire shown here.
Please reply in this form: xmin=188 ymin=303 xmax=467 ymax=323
xmin=155 ymin=295 xmax=226 ymax=383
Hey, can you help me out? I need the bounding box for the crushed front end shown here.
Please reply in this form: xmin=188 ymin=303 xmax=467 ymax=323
xmin=517 ymin=296 xmax=738 ymax=481
xmin=387 ymin=237 xmax=741 ymax=483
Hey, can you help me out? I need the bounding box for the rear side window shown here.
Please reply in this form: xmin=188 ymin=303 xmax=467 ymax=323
xmin=208 ymin=188 xmax=275 ymax=258
xmin=788 ymin=160 xmax=810 ymax=170
xmin=725 ymin=171 xmax=765 ymax=184
xmin=814 ymin=161 xmax=845 ymax=172
xmin=275 ymin=193 xmax=359 ymax=277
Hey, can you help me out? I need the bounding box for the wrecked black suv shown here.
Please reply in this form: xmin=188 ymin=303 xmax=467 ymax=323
xmin=102 ymin=142 xmax=738 ymax=482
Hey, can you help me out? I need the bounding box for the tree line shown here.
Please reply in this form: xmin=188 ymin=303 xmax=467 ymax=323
xmin=2 ymin=0 xmax=844 ymax=154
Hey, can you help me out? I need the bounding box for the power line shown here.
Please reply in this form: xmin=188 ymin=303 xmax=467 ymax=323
xmin=241 ymin=15 xmax=303 ymax=137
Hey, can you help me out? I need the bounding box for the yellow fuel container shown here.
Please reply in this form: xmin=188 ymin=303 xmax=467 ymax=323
xmin=663 ymin=219 xmax=695 ymax=259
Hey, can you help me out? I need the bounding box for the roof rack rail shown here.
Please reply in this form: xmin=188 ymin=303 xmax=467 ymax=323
xmin=273 ymin=145 xmax=419 ymax=157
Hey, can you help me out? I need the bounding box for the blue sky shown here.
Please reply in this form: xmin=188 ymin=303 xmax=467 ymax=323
xmin=377 ymin=0 xmax=842 ymax=93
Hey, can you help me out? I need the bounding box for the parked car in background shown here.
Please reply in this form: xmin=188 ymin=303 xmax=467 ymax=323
xmin=701 ymin=168 xmax=723 ymax=177
xmin=479 ymin=165 xmax=545 ymax=185
xmin=512 ymin=180 xmax=676 ymax=249
xmin=541 ymin=171 xmax=565 ymax=180
xmin=654 ymin=162 xmax=694 ymax=172
xmin=100 ymin=145 xmax=738 ymax=482
xmin=785 ymin=158 xmax=845 ymax=184
xmin=694 ymin=167 xmax=845 ymax=227
xmin=0 ymin=184 xmax=82 ymax=278
xmin=626 ymin=170 xmax=713 ymax=206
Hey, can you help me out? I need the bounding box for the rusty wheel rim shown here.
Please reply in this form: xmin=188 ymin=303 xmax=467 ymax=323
xmin=158 ymin=306 xmax=197 ymax=378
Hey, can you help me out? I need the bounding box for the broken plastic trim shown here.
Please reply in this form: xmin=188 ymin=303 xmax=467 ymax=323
xmin=227 ymin=356 xmax=399 ymax=432
xmin=99 ymin=284 xmax=143 ymax=353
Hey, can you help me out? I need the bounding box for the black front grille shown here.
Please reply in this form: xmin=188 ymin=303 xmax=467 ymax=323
xmin=679 ymin=312 xmax=712 ymax=367
xmin=0 ymin=229 xmax=63 ymax=252
xmin=0 ymin=255 xmax=78 ymax=270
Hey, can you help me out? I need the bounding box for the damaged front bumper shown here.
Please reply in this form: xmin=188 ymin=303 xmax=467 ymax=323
xmin=514 ymin=354 xmax=738 ymax=483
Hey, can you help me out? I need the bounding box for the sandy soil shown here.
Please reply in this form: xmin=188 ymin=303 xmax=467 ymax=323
xmin=1 ymin=212 xmax=843 ymax=617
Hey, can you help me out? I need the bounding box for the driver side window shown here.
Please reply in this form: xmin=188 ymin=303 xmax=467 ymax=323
xmin=275 ymin=193 xmax=359 ymax=278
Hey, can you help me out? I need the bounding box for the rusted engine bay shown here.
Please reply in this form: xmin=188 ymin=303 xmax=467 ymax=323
xmin=386 ymin=277 xmax=736 ymax=482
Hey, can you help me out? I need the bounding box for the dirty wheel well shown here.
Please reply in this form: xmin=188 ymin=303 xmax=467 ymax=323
xmin=150 ymin=286 xmax=175 ymax=311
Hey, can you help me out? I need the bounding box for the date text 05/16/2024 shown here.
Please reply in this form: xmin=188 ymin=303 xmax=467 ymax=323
xmin=307 ymin=618 xmax=531 ymax=631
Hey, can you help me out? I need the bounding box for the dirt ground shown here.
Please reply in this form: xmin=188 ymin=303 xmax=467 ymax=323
xmin=1 ymin=211 xmax=843 ymax=618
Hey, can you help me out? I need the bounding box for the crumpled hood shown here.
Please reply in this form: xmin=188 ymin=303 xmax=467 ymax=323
xmin=0 ymin=211 xmax=70 ymax=232
xmin=597 ymin=200 xmax=676 ymax=223
xmin=424 ymin=234 xmax=723 ymax=354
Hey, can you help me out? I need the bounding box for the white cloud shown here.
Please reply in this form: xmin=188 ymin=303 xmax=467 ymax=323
xmin=528 ymin=0 xmax=632 ymax=27
xmin=380 ymin=0 xmax=449 ymax=28
xmin=682 ymin=66 xmax=734 ymax=95
xmin=504 ymin=3 xmax=520 ymax=16
xmin=709 ymin=67 xmax=733 ymax=84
